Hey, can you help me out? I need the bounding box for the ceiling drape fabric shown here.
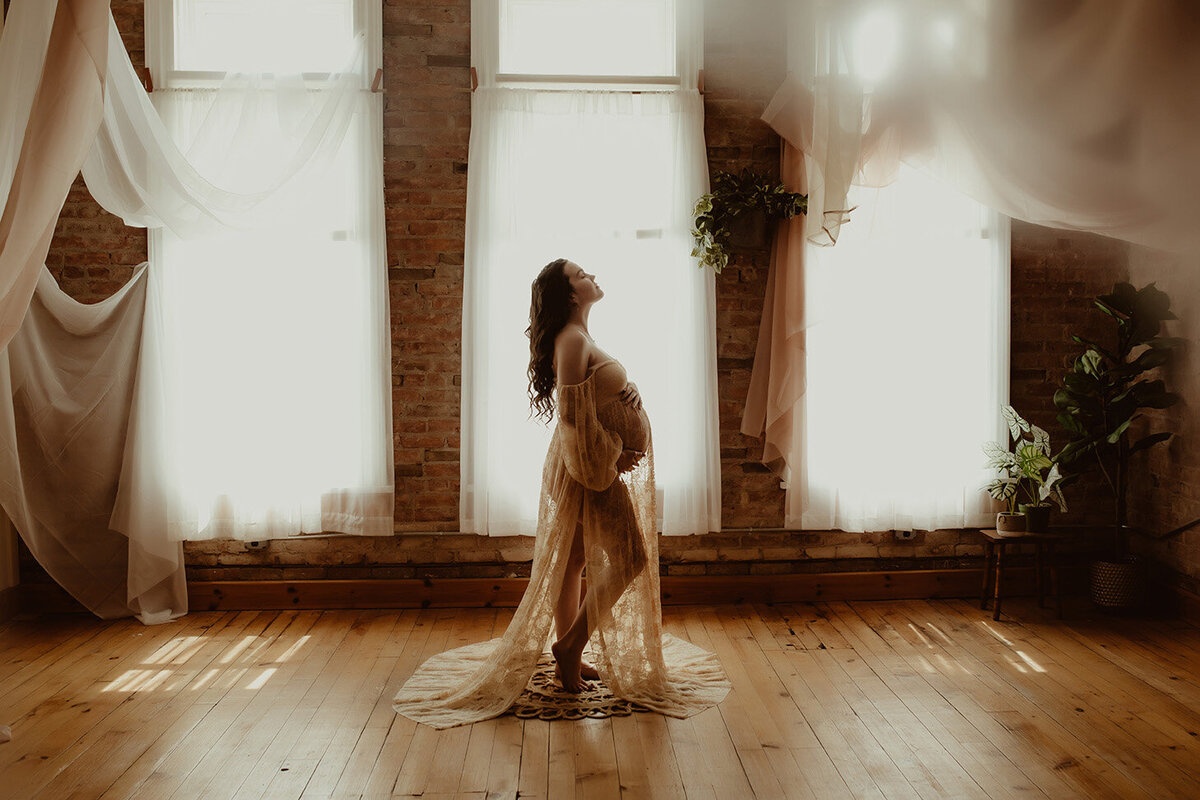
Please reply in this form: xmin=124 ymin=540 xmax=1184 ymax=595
xmin=764 ymin=0 xmax=1200 ymax=253
xmin=0 ymin=0 xmax=109 ymax=351
xmin=81 ymin=15 xmax=364 ymax=236
xmin=0 ymin=0 xmax=387 ymax=622
xmin=0 ymin=266 xmax=187 ymax=622
xmin=746 ymin=0 xmax=1200 ymax=504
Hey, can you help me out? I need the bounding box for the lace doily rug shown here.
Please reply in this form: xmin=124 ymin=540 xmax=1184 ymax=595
xmin=508 ymin=653 xmax=651 ymax=721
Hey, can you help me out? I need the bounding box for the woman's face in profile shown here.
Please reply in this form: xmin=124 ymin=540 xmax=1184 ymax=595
xmin=566 ymin=261 xmax=603 ymax=307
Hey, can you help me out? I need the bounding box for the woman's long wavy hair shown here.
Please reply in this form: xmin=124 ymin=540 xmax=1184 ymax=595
xmin=527 ymin=258 xmax=573 ymax=422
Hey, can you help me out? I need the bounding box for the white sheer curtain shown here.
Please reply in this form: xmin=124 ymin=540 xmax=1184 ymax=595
xmin=460 ymin=88 xmax=719 ymax=537
xmin=792 ymin=166 xmax=1008 ymax=531
xmin=108 ymin=1 xmax=392 ymax=542
xmin=82 ymin=16 xmax=364 ymax=237
xmin=1 ymin=0 xmax=390 ymax=623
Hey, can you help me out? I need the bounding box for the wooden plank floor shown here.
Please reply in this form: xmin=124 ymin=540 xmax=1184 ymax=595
xmin=2 ymin=600 xmax=1200 ymax=799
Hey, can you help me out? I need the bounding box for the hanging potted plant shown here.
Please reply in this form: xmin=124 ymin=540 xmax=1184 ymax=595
xmin=984 ymin=406 xmax=1067 ymax=534
xmin=691 ymin=169 xmax=807 ymax=273
xmin=1053 ymin=282 xmax=1181 ymax=609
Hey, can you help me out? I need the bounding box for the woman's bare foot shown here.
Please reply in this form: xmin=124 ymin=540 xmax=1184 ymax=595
xmin=580 ymin=661 xmax=600 ymax=681
xmin=552 ymin=639 xmax=583 ymax=692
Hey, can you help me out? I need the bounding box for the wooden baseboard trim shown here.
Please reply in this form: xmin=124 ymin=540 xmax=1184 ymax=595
xmin=189 ymin=568 xmax=1046 ymax=611
xmin=15 ymin=567 xmax=1076 ymax=616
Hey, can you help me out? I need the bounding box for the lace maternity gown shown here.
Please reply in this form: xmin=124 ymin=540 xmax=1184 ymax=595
xmin=393 ymin=358 xmax=729 ymax=729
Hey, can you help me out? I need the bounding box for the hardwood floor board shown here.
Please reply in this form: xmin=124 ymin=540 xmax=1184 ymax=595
xmin=950 ymin=600 xmax=1200 ymax=782
xmin=866 ymin=603 xmax=1090 ymax=799
xmin=135 ymin=611 xmax=343 ymax=800
xmin=270 ymin=612 xmax=406 ymax=797
xmin=165 ymin=610 xmax=344 ymax=800
xmin=516 ymin=717 xmax=549 ymax=800
xmin=818 ymin=603 xmax=996 ymax=799
xmin=764 ymin=647 xmax=885 ymax=799
xmin=380 ymin=610 xmax=463 ymax=797
xmin=931 ymin=599 xmax=1200 ymax=800
xmin=157 ymin=611 xmax=329 ymax=799
xmin=546 ymin=716 xmax=577 ymax=800
xmin=573 ymin=717 xmax=621 ymax=799
xmin=483 ymin=714 xmax=523 ymax=798
xmin=4 ymin=602 xmax=1200 ymax=799
xmin=1 ymin=611 xmax=215 ymax=757
xmin=0 ymin=614 xmax=108 ymax=687
xmin=42 ymin=612 xmax=285 ymax=800
xmin=357 ymin=609 xmax=442 ymax=798
xmin=663 ymin=716 xmax=717 ymax=800
xmin=896 ymin=600 xmax=1156 ymax=800
xmin=6 ymin=611 xmax=253 ymax=798
xmin=88 ymin=612 xmax=296 ymax=800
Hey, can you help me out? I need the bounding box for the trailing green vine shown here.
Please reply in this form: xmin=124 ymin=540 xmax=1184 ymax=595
xmin=691 ymin=170 xmax=808 ymax=273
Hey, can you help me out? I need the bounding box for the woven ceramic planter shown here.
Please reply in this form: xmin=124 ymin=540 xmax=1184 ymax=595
xmin=1090 ymin=559 xmax=1142 ymax=609
xmin=995 ymin=512 xmax=1026 ymax=534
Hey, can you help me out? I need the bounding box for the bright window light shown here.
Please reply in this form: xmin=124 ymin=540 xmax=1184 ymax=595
xmin=851 ymin=8 xmax=900 ymax=84
xmin=499 ymin=0 xmax=676 ymax=76
xmin=173 ymin=0 xmax=356 ymax=73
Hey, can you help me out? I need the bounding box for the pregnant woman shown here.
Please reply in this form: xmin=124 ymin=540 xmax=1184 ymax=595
xmin=393 ymin=258 xmax=728 ymax=729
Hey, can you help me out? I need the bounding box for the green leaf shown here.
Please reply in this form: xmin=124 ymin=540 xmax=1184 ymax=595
xmin=1016 ymin=443 xmax=1053 ymax=480
xmin=1128 ymin=431 xmax=1171 ymax=456
xmin=1097 ymin=283 xmax=1138 ymax=316
xmin=1001 ymin=405 xmax=1030 ymax=441
xmin=1149 ymin=336 xmax=1187 ymax=350
xmin=982 ymin=440 xmax=1014 ymax=468
xmin=985 ymin=478 xmax=1019 ymax=502
xmin=1079 ymin=349 xmax=1103 ymax=377
xmin=1063 ymin=371 xmax=1099 ymax=395
xmin=1069 ymin=334 xmax=1117 ymax=363
xmin=1105 ymin=418 xmax=1133 ymax=444
xmin=1134 ymin=282 xmax=1175 ymax=322
xmin=1029 ymin=424 xmax=1051 ymax=455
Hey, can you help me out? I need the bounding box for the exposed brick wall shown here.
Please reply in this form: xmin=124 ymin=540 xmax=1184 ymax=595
xmin=1127 ymin=247 xmax=1200 ymax=593
xmin=30 ymin=1 xmax=1177 ymax=590
xmin=1007 ymin=222 xmax=1129 ymax=531
xmin=382 ymin=0 xmax=470 ymax=532
xmin=704 ymin=0 xmax=788 ymax=529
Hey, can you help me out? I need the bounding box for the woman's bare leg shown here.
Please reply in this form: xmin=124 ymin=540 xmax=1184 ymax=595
xmin=553 ymin=547 xmax=646 ymax=692
xmin=554 ymin=524 xmax=599 ymax=682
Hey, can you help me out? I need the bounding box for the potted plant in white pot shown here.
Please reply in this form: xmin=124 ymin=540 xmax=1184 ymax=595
xmin=1053 ymin=282 xmax=1181 ymax=609
xmin=984 ymin=405 xmax=1068 ymax=533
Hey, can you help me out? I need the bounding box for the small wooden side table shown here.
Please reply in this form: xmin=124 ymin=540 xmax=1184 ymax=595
xmin=979 ymin=529 xmax=1066 ymax=621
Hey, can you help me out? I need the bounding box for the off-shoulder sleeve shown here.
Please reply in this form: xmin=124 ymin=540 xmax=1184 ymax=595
xmin=556 ymin=378 xmax=622 ymax=491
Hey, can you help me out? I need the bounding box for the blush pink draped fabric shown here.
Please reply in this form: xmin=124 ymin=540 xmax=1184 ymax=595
xmin=741 ymin=144 xmax=807 ymax=481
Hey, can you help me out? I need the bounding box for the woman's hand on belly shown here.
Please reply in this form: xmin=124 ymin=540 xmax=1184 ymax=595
xmin=619 ymin=382 xmax=643 ymax=410
xmin=616 ymin=448 xmax=644 ymax=474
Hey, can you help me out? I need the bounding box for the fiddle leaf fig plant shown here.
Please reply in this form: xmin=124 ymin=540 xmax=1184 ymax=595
xmin=691 ymin=169 xmax=807 ymax=273
xmin=984 ymin=405 xmax=1067 ymax=514
xmin=1053 ymin=281 xmax=1182 ymax=558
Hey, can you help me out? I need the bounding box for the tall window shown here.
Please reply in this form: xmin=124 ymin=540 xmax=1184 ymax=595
xmin=461 ymin=0 xmax=720 ymax=536
xmin=795 ymin=165 xmax=1009 ymax=531
xmin=140 ymin=0 xmax=392 ymax=539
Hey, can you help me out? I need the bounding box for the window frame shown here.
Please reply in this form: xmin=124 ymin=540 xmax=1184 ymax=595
xmin=145 ymin=0 xmax=382 ymax=90
xmin=475 ymin=0 xmax=693 ymax=91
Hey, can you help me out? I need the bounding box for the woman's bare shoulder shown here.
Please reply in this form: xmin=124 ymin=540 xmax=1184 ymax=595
xmin=554 ymin=326 xmax=591 ymax=386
